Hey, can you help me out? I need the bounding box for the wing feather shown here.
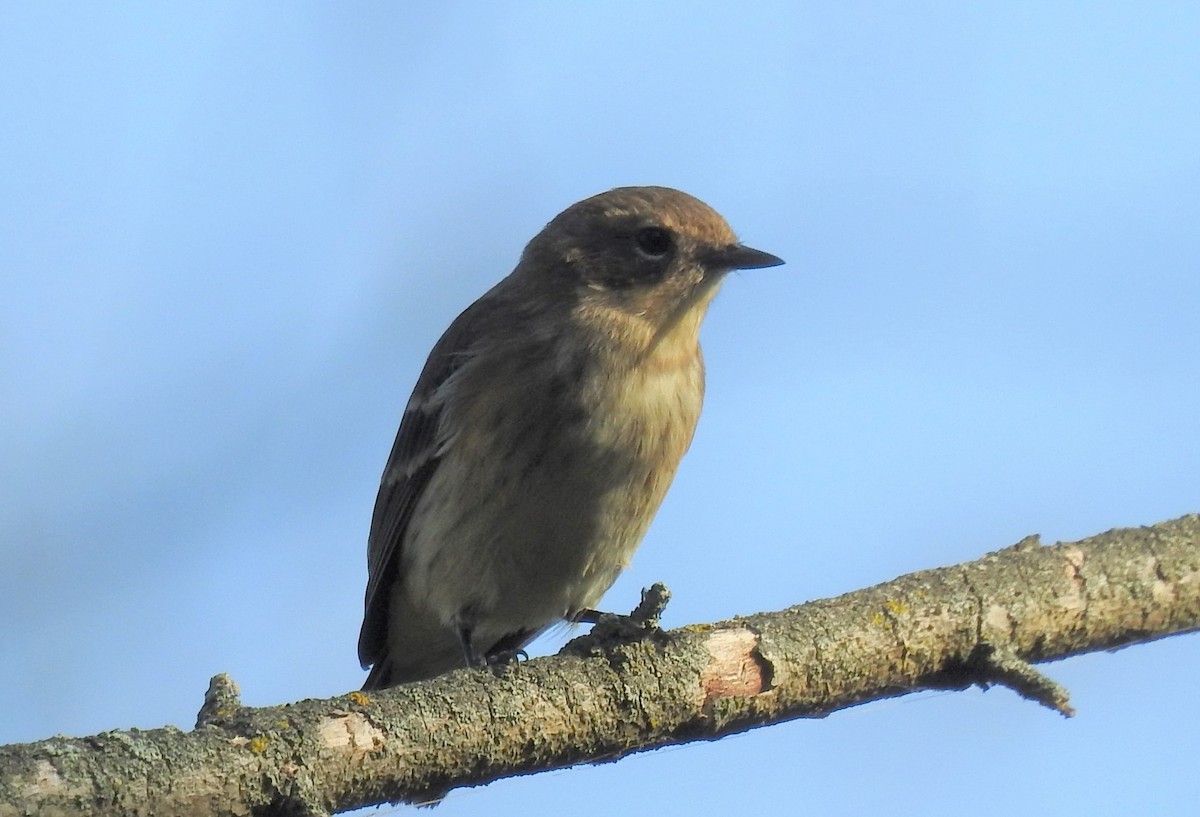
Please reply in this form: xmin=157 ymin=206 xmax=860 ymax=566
xmin=356 ymin=299 xmax=492 ymax=669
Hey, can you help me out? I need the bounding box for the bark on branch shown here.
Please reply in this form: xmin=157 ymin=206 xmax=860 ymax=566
xmin=3 ymin=514 xmax=1198 ymax=817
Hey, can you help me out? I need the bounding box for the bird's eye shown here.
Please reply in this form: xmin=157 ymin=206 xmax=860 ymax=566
xmin=634 ymin=227 xmax=674 ymax=258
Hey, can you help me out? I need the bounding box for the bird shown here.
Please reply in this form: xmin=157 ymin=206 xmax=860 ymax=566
xmin=358 ymin=186 xmax=784 ymax=689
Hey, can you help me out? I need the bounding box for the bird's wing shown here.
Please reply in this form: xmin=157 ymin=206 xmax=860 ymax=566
xmin=356 ymin=298 xmax=491 ymax=670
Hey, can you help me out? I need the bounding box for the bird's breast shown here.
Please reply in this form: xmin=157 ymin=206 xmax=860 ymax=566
xmin=402 ymin=334 xmax=705 ymax=633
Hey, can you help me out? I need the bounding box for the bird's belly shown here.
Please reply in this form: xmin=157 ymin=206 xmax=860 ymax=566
xmin=402 ymin=362 xmax=700 ymax=641
xmin=402 ymin=439 xmax=658 ymax=638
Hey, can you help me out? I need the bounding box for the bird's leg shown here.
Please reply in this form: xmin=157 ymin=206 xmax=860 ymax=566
xmin=453 ymin=616 xmax=484 ymax=670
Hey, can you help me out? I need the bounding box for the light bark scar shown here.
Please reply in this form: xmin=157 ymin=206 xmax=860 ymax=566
xmin=1056 ymin=545 xmax=1087 ymax=611
xmin=1143 ymin=557 xmax=1176 ymax=603
xmin=984 ymin=603 xmax=1013 ymax=636
xmin=20 ymin=759 xmax=71 ymax=799
xmin=318 ymin=712 xmax=384 ymax=755
xmin=699 ymin=628 xmax=771 ymax=707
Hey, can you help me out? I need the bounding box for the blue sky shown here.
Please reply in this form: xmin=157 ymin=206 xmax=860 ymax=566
xmin=2 ymin=3 xmax=1198 ymax=815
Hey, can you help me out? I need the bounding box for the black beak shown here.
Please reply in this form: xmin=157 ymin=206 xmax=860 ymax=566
xmin=711 ymin=243 xmax=785 ymax=270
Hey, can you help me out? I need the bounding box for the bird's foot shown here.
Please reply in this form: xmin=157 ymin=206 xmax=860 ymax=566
xmin=483 ymin=628 xmax=534 ymax=672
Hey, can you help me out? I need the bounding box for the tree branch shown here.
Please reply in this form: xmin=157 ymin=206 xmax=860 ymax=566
xmin=3 ymin=514 xmax=1198 ymax=817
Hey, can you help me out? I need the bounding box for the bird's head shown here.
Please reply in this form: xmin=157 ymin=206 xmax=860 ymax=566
xmin=517 ymin=186 xmax=783 ymax=344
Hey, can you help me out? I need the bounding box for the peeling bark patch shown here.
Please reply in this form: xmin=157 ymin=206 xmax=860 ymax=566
xmin=318 ymin=712 xmax=384 ymax=755
xmin=1057 ymin=546 xmax=1087 ymax=611
xmin=699 ymin=628 xmax=772 ymax=707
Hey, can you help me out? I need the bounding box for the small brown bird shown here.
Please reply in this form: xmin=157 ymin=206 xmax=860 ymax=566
xmin=358 ymin=186 xmax=783 ymax=688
